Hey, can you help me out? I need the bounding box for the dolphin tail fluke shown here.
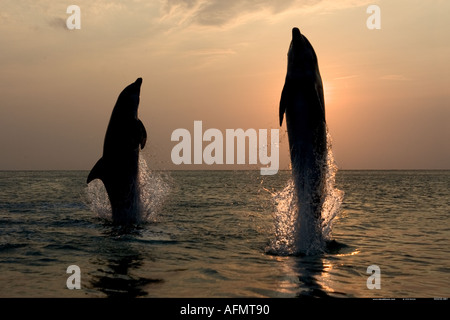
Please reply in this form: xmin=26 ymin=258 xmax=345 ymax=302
xmin=87 ymin=157 xmax=106 ymax=184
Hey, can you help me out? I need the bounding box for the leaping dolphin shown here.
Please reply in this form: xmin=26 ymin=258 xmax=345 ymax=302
xmin=279 ymin=28 xmax=327 ymax=236
xmin=87 ymin=78 xmax=147 ymax=225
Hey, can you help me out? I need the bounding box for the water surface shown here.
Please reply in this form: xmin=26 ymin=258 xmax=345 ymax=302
xmin=0 ymin=170 xmax=449 ymax=298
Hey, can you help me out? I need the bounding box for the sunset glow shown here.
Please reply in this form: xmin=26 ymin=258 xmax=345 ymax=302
xmin=0 ymin=0 xmax=448 ymax=170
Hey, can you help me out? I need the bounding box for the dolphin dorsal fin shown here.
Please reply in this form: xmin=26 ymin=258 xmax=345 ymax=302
xmin=87 ymin=157 xmax=106 ymax=184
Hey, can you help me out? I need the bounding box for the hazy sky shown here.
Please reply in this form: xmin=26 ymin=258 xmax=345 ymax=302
xmin=0 ymin=0 xmax=449 ymax=170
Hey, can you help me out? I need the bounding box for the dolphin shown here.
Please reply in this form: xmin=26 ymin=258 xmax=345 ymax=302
xmin=87 ymin=78 xmax=147 ymax=225
xmin=279 ymin=28 xmax=327 ymax=224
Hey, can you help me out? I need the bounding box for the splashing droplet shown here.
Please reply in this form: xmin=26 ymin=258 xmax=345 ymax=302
xmin=85 ymin=156 xmax=171 ymax=225
xmin=268 ymin=130 xmax=344 ymax=255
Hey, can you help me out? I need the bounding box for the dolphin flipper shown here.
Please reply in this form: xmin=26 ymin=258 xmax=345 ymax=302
xmin=279 ymin=82 xmax=292 ymax=126
xmin=87 ymin=157 xmax=106 ymax=184
xmin=137 ymin=119 xmax=147 ymax=150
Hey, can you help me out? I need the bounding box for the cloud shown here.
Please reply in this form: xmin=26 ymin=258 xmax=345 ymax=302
xmin=333 ymin=75 xmax=359 ymax=80
xmin=48 ymin=17 xmax=67 ymax=30
xmin=161 ymin=0 xmax=312 ymax=27
xmin=186 ymin=48 xmax=236 ymax=56
xmin=192 ymin=0 xmax=298 ymax=26
xmin=161 ymin=0 xmax=372 ymax=28
xmin=380 ymin=74 xmax=412 ymax=81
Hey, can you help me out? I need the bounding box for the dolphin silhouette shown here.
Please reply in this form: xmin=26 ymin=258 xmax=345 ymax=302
xmin=279 ymin=28 xmax=327 ymax=222
xmin=87 ymin=78 xmax=147 ymax=225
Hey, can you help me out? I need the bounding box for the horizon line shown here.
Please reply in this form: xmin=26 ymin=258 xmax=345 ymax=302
xmin=1 ymin=168 xmax=449 ymax=172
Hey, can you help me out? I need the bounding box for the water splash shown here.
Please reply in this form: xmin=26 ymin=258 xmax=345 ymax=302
xmin=85 ymin=156 xmax=170 ymax=225
xmin=268 ymin=130 xmax=344 ymax=256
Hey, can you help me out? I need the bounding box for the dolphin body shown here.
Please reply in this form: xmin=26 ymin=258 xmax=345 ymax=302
xmin=279 ymin=28 xmax=327 ymax=251
xmin=87 ymin=78 xmax=147 ymax=225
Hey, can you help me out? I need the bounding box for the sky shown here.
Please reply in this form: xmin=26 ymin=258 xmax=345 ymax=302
xmin=0 ymin=0 xmax=449 ymax=170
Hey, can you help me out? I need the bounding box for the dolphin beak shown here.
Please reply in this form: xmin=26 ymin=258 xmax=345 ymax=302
xmin=292 ymin=27 xmax=301 ymax=40
xmin=133 ymin=78 xmax=142 ymax=96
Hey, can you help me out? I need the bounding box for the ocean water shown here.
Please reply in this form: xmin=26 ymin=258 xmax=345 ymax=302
xmin=0 ymin=169 xmax=449 ymax=298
